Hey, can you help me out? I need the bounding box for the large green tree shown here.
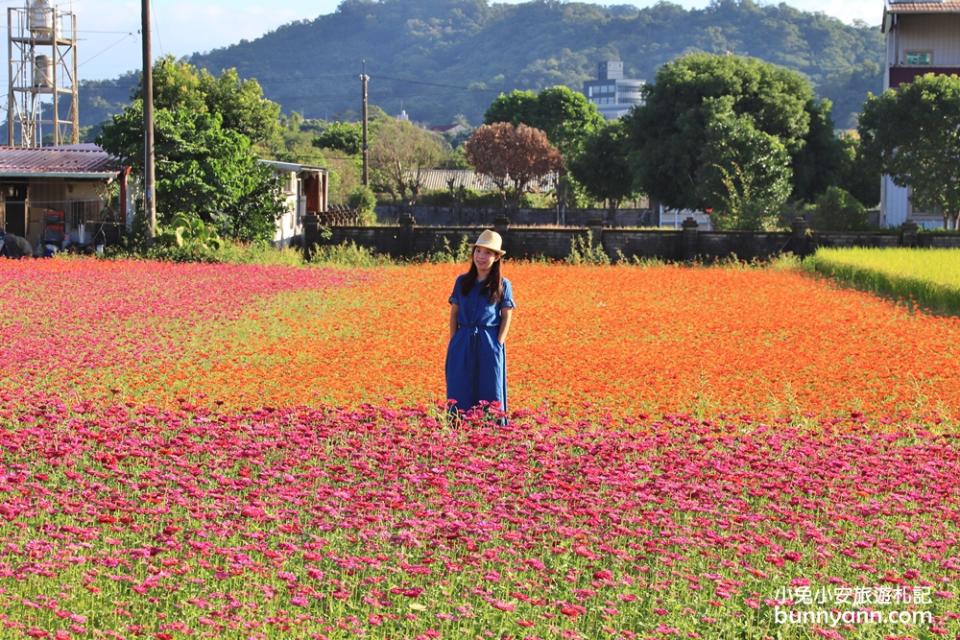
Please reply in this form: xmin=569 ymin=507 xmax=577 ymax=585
xmin=147 ymin=56 xmax=282 ymax=150
xmin=836 ymin=131 xmax=880 ymax=208
xmin=698 ymin=98 xmax=793 ymax=230
xmin=99 ymin=59 xmax=287 ymax=242
xmin=859 ymin=73 xmax=960 ymax=229
xmin=625 ymin=53 xmax=813 ymax=220
xmin=791 ymin=98 xmax=846 ymax=202
xmin=568 ymin=119 xmax=638 ymax=217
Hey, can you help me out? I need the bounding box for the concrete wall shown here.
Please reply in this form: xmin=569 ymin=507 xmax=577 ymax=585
xmin=376 ymin=205 xmax=657 ymax=228
xmin=304 ymin=217 xmax=960 ymax=262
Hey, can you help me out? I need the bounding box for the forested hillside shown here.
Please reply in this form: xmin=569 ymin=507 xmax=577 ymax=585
xmin=77 ymin=0 xmax=884 ymax=133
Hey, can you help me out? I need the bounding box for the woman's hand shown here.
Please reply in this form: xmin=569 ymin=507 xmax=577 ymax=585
xmin=449 ymin=304 xmax=459 ymax=341
xmin=498 ymin=308 xmax=513 ymax=345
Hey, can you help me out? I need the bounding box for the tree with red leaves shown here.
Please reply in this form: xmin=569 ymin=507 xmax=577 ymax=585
xmin=465 ymin=122 xmax=563 ymax=212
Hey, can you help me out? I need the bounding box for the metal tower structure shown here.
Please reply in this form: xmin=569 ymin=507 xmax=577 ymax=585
xmin=6 ymin=0 xmax=79 ymax=147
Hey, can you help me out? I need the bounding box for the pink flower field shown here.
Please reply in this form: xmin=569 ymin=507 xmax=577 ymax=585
xmin=0 ymin=258 xmax=958 ymax=639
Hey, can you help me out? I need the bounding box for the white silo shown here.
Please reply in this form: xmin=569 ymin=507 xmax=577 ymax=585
xmin=28 ymin=0 xmax=53 ymax=35
xmin=33 ymin=54 xmax=52 ymax=88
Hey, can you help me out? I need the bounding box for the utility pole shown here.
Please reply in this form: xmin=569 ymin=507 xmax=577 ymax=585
xmin=361 ymin=61 xmax=369 ymax=187
xmin=142 ymin=0 xmax=157 ymax=240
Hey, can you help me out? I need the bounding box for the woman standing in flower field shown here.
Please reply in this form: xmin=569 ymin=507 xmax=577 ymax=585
xmin=445 ymin=229 xmax=515 ymax=419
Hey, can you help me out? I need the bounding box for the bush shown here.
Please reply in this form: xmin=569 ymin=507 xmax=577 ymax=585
xmin=106 ymin=237 xmax=305 ymax=265
xmin=809 ymin=186 xmax=870 ymax=231
xmin=566 ymin=231 xmax=610 ymax=265
xmin=421 ymin=235 xmax=472 ymax=263
xmin=348 ymin=185 xmax=378 ymax=226
xmin=308 ymin=240 xmax=393 ymax=267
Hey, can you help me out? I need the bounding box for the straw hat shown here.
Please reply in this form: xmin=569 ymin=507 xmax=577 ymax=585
xmin=471 ymin=229 xmax=505 ymax=256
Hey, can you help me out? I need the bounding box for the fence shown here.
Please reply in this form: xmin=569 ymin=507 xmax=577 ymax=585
xmin=303 ymin=216 xmax=960 ymax=262
xmin=375 ymin=204 xmax=656 ymax=228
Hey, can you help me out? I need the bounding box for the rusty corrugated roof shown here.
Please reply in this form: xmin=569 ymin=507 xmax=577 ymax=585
xmin=887 ymin=1 xmax=960 ymax=13
xmin=0 ymin=144 xmax=120 ymax=177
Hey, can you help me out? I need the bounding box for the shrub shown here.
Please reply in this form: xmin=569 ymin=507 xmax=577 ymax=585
xmin=348 ymin=185 xmax=378 ymax=226
xmin=421 ymin=235 xmax=472 ymax=263
xmin=566 ymin=231 xmax=610 ymax=265
xmin=809 ymin=186 xmax=870 ymax=231
xmin=308 ymin=240 xmax=393 ymax=267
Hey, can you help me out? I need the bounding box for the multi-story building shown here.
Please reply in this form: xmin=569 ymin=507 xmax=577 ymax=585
xmin=880 ymin=0 xmax=960 ymax=227
xmin=582 ymin=61 xmax=644 ymax=120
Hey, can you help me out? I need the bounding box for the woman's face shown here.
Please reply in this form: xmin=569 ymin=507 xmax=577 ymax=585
xmin=473 ymin=246 xmax=499 ymax=272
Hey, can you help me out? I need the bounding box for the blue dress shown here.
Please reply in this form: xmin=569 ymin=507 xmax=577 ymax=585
xmin=445 ymin=275 xmax=516 ymax=414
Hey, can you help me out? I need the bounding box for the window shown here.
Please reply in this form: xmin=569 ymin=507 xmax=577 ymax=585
xmin=905 ymin=51 xmax=932 ymax=65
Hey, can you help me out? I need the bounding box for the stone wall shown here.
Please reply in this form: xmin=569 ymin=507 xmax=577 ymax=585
xmin=376 ymin=205 xmax=657 ymax=228
xmin=302 ymin=216 xmax=960 ymax=262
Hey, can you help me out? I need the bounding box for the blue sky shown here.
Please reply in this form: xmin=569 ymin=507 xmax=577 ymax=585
xmin=9 ymin=0 xmax=884 ymax=83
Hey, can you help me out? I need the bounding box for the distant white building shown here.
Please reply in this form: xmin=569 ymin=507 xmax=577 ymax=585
xmin=258 ymin=160 xmax=328 ymax=248
xmin=880 ymin=0 xmax=960 ymax=228
xmin=582 ymin=60 xmax=645 ymax=120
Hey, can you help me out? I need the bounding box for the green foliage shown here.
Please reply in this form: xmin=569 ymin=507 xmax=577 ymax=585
xmin=348 ymin=185 xmax=378 ymax=226
xmin=369 ymin=117 xmax=451 ymax=206
xmin=566 ymin=231 xmax=610 ymax=265
xmin=109 ymin=237 xmax=304 ymax=265
xmin=308 ymin=241 xmax=394 ymax=267
xmin=416 ymin=188 xmax=502 ymax=209
xmin=626 ymin=53 xmax=811 ymax=214
xmin=156 ymin=212 xmax=224 ymax=252
xmin=809 ymin=186 xmax=870 ymax=231
xmin=836 ymin=132 xmax=881 ymax=208
xmin=700 ymin=98 xmax=793 ymax=230
xmin=97 ymin=99 xmax=286 ymax=243
xmin=569 ymin=119 xmax=638 ymax=216
xmin=148 ymin=56 xmax=282 ymax=150
xmin=790 ymin=98 xmax=846 ymax=202
xmin=859 ymin=73 xmax=960 ymax=228
xmin=77 ymin=2 xmax=883 ymax=135
xmin=314 ymin=122 xmax=364 ymax=155
xmin=421 ymin=235 xmax=473 ymax=263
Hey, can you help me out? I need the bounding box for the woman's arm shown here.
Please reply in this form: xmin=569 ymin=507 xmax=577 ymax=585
xmin=498 ymin=308 xmax=513 ymax=345
xmin=449 ymin=304 xmax=459 ymax=341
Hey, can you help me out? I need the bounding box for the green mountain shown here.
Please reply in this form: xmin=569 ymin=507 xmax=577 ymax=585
xmin=78 ymin=0 xmax=884 ymax=133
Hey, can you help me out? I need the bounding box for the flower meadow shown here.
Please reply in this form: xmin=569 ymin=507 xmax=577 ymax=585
xmin=1 ymin=257 xmax=959 ymax=639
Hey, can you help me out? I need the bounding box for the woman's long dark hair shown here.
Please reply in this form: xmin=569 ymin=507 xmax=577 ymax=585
xmin=461 ymin=249 xmax=503 ymax=303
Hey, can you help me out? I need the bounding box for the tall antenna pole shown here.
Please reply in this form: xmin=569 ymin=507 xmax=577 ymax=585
xmin=361 ymin=60 xmax=369 ymax=187
xmin=141 ymin=0 xmax=156 ymax=240
xmin=7 ymin=8 xmax=14 ymax=145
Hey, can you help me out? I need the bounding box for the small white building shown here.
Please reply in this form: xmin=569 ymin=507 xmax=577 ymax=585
xmin=258 ymin=160 xmax=328 ymax=247
xmin=880 ymin=0 xmax=960 ymax=228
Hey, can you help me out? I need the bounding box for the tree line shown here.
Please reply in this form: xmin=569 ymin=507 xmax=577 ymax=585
xmin=101 ymin=52 xmax=960 ymax=241
xmin=74 ymin=0 xmax=882 ymax=136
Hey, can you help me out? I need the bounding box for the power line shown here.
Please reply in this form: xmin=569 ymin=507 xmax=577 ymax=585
xmin=80 ymin=33 xmax=138 ymax=69
xmin=375 ymin=74 xmax=501 ymax=94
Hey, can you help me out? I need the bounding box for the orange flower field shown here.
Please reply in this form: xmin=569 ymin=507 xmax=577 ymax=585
xmin=1 ymin=257 xmax=959 ymax=640
xmin=2 ymin=259 xmax=959 ymax=419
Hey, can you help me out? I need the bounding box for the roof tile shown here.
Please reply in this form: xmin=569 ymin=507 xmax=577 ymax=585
xmin=887 ymin=1 xmax=960 ymax=13
xmin=0 ymin=144 xmax=120 ymax=176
